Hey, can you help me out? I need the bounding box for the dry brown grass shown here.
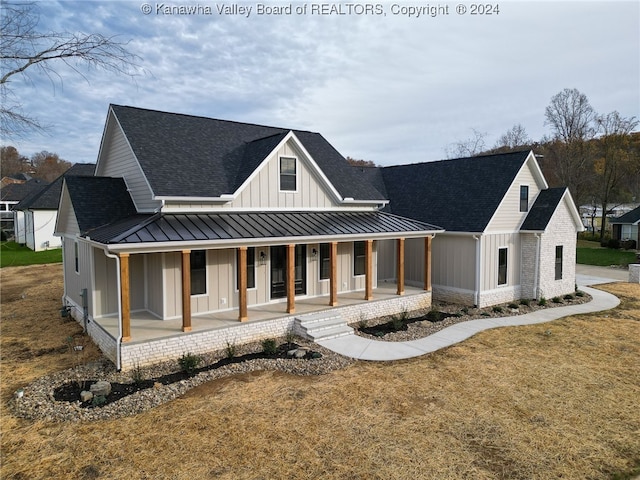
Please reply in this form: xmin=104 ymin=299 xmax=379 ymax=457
xmin=1 ymin=265 xmax=639 ymax=480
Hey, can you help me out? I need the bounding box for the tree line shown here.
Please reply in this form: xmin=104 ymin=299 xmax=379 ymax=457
xmin=0 ymin=145 xmax=72 ymax=182
xmin=446 ymin=88 xmax=639 ymax=242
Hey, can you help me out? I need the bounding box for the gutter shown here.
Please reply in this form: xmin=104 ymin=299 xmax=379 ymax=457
xmin=102 ymin=248 xmax=123 ymax=371
xmin=473 ymin=234 xmax=482 ymax=307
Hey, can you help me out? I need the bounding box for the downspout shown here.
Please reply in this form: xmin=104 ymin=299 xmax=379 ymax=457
xmin=533 ymin=233 xmax=542 ymax=300
xmin=473 ymin=235 xmax=482 ymax=307
xmin=103 ymin=248 xmax=123 ymax=371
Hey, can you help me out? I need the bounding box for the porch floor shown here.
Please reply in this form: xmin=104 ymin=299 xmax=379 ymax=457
xmin=94 ymin=282 xmax=426 ymax=344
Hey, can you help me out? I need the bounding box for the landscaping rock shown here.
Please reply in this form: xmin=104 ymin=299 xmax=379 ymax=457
xmin=80 ymin=391 xmax=93 ymax=402
xmin=90 ymin=381 xmax=111 ymax=397
xmin=294 ymin=349 xmax=307 ymax=359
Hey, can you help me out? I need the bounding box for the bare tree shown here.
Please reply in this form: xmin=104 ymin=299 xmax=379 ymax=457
xmin=494 ymin=123 xmax=531 ymax=150
xmin=592 ymin=111 xmax=639 ymax=242
xmin=30 ymin=150 xmax=72 ymax=181
xmin=0 ymin=145 xmax=30 ymax=177
xmin=446 ymin=128 xmax=487 ymax=159
xmin=543 ymin=88 xmax=597 ymax=205
xmin=0 ymin=2 xmax=143 ymax=137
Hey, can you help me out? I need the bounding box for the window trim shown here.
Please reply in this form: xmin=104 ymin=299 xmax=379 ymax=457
xmin=353 ymin=241 xmax=366 ymax=277
xmin=319 ymin=243 xmax=330 ymax=281
xmin=555 ymin=245 xmax=563 ymax=281
xmin=74 ymin=240 xmax=79 ymax=274
xmin=190 ymin=249 xmax=208 ymax=297
xmin=279 ymin=156 xmax=298 ymax=192
xmin=519 ymin=184 xmax=529 ymax=212
xmin=497 ymin=247 xmax=508 ymax=286
xmin=236 ymin=247 xmax=257 ymax=291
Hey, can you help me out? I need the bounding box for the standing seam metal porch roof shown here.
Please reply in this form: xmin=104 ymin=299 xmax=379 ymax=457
xmin=86 ymin=211 xmax=443 ymax=245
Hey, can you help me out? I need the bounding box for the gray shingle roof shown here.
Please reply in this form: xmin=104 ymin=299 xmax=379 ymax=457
xmin=610 ymin=205 xmax=640 ymax=225
xmin=64 ymin=176 xmax=138 ymax=234
xmin=380 ymin=150 xmax=532 ymax=232
xmin=14 ymin=164 xmax=95 ymax=210
xmin=1 ymin=178 xmax=49 ymax=202
xmin=520 ymin=188 xmax=567 ymax=231
xmin=110 ymin=105 xmax=386 ymax=202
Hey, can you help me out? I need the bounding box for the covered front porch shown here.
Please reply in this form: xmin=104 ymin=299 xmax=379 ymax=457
xmin=94 ymin=282 xmax=428 ymax=344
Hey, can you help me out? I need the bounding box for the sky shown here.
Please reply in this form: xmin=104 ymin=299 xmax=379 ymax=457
xmin=3 ymin=0 xmax=639 ymax=166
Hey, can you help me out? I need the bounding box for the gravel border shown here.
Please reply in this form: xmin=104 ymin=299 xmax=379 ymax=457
xmin=10 ymin=292 xmax=591 ymax=423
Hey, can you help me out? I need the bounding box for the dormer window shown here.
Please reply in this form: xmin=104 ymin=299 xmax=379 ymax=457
xmin=280 ymin=156 xmax=296 ymax=191
xmin=520 ymin=185 xmax=529 ymax=212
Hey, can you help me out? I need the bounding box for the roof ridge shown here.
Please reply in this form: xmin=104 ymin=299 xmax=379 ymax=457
xmin=381 ymin=149 xmax=531 ymax=170
xmin=110 ymin=104 xmax=320 ymax=135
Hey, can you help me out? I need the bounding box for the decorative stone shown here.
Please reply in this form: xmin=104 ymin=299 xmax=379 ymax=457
xmin=80 ymin=391 xmax=94 ymax=402
xmin=89 ymin=381 xmax=111 ymax=397
xmin=287 ymin=349 xmax=298 ymax=357
xmin=294 ymin=349 xmax=307 ymax=359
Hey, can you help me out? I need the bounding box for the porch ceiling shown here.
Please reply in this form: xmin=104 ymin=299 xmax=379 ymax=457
xmin=87 ymin=211 xmax=443 ymax=250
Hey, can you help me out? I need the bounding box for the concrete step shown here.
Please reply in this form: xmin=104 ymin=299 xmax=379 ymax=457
xmin=295 ymin=312 xmax=354 ymax=342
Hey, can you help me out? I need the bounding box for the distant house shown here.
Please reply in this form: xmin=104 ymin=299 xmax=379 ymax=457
xmin=55 ymin=105 xmax=442 ymax=369
xmin=12 ymin=164 xmax=95 ymax=251
xmin=611 ymin=206 xmax=640 ymax=248
xmin=371 ymin=151 xmax=584 ymax=306
xmin=0 ymin=177 xmax=49 ymax=239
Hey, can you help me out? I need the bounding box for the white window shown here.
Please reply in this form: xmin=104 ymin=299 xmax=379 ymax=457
xmin=520 ymin=185 xmax=529 ymax=212
xmin=279 ymin=156 xmax=297 ymax=191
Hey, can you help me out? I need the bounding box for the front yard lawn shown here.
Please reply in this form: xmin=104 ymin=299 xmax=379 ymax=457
xmin=0 ymin=241 xmax=62 ymax=268
xmin=576 ymin=246 xmax=636 ymax=267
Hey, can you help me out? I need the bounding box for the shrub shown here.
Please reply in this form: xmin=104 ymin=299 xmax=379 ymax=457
xmin=285 ymin=329 xmax=296 ymax=345
xmin=225 ymin=340 xmax=237 ymax=359
xmin=178 ymin=352 xmax=202 ymax=374
xmin=552 ymin=296 xmax=562 ymax=303
xmin=520 ymin=298 xmax=531 ymax=307
xmin=492 ymin=306 xmax=503 ymax=313
xmin=391 ymin=315 xmax=404 ymax=331
xmin=576 ymin=290 xmax=585 ymax=297
xmin=606 ymin=238 xmax=620 ymax=249
xmin=92 ymin=395 xmax=107 ymax=406
xmin=538 ymin=297 xmax=547 ymax=306
xmin=261 ymin=338 xmax=277 ymax=355
xmin=461 ymin=307 xmax=469 ymax=315
xmin=508 ymin=303 xmax=519 ymax=309
xmin=564 ymin=294 xmax=574 ymax=300
xmin=356 ymin=313 xmax=368 ymax=330
xmin=132 ymin=363 xmax=144 ymax=384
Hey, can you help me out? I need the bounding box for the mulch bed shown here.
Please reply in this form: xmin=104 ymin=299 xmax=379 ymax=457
xmin=358 ymin=310 xmax=460 ymax=336
xmin=54 ymin=343 xmax=321 ymax=408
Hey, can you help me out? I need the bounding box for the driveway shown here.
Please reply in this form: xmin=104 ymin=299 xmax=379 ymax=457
xmin=575 ymin=264 xmax=630 ymax=286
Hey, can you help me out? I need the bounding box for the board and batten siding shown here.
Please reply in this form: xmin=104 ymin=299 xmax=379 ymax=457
xmin=222 ymin=139 xmax=340 ymax=210
xmin=93 ymin=248 xmax=118 ymax=317
xmin=485 ymin=158 xmax=543 ymax=232
xmin=96 ymin=115 xmax=161 ymax=212
xmin=480 ymin=233 xmax=521 ymax=291
xmin=56 ymin=186 xmax=80 ymax=236
xmin=62 ymin=237 xmax=93 ymax=314
xmin=432 ymin=235 xmax=476 ymax=291
xmin=146 ymin=253 xmax=164 ymax=318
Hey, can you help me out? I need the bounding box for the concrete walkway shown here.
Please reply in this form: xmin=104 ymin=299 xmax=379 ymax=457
xmin=317 ymin=272 xmax=622 ymax=361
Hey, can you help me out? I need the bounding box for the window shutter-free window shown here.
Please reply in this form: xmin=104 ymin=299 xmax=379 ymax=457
xmin=237 ymin=247 xmax=256 ymax=289
xmin=190 ymin=250 xmax=207 ymax=295
xmin=319 ymin=243 xmax=330 ymax=280
xmin=354 ymin=241 xmax=365 ymax=276
xmin=555 ymin=246 xmax=563 ymax=280
xmin=498 ymin=247 xmax=507 ymax=285
xmin=280 ymin=157 xmax=296 ymax=191
xmin=520 ymin=185 xmax=529 ymax=212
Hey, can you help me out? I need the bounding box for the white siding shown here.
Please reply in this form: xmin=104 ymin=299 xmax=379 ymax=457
xmin=432 ymin=235 xmax=476 ymax=291
xmin=223 ymin=139 xmax=339 ymax=210
xmin=146 ymin=253 xmax=164 ymax=317
xmin=56 ymin=186 xmax=80 ymax=236
xmin=486 ymin=157 xmax=544 ymax=232
xmin=31 ymin=210 xmax=60 ymax=251
xmin=93 ymin=248 xmax=118 ymax=317
xmin=96 ymin=115 xmax=160 ymax=212
xmin=63 ymin=238 xmax=94 ymax=315
xmin=481 ymin=233 xmax=521 ymax=291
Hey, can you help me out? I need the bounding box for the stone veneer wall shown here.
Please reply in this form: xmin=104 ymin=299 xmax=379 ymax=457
xmin=118 ymin=292 xmax=432 ymax=371
xmin=520 ymin=234 xmax=538 ymax=300
xmin=538 ymin=202 xmax=578 ymax=300
xmin=477 ymin=286 xmax=521 ymax=308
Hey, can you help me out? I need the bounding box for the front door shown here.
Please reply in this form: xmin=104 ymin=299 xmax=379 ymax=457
xmin=270 ymin=245 xmax=306 ymax=299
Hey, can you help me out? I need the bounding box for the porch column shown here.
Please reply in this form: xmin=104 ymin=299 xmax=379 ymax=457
xmin=329 ymin=241 xmax=338 ymax=306
xmin=181 ymin=250 xmax=192 ymax=332
xmin=286 ymin=244 xmax=295 ymax=314
xmin=365 ymin=239 xmax=373 ymax=301
xmin=238 ymin=246 xmax=248 ymax=322
xmin=396 ymin=238 xmax=405 ymax=296
xmin=119 ymin=253 xmax=131 ymax=342
xmin=424 ymin=236 xmax=432 ymax=291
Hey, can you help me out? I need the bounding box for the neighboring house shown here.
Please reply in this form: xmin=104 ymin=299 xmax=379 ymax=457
xmin=13 ymin=164 xmax=95 ymax=251
xmin=55 ymin=105 xmax=442 ymax=369
xmin=371 ymin=150 xmax=584 ymax=307
xmin=611 ymin=206 xmax=640 ymax=248
xmin=0 ymin=178 xmax=49 ymax=239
